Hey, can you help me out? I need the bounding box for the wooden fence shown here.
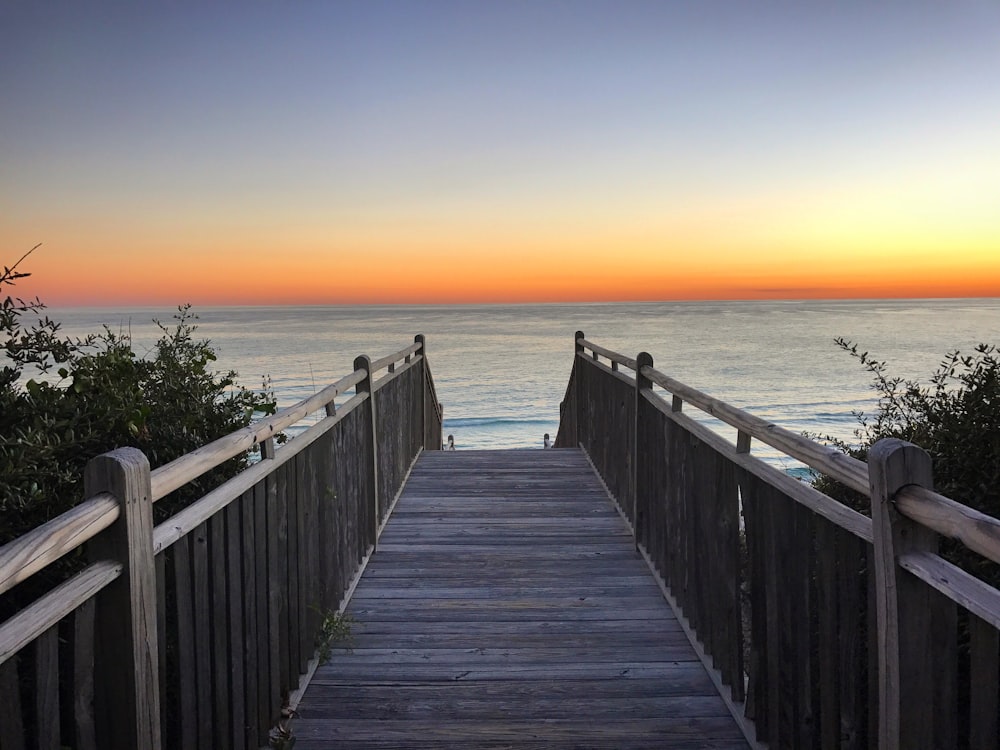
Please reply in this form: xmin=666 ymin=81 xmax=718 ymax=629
xmin=0 ymin=335 xmax=442 ymax=750
xmin=557 ymin=331 xmax=1000 ymax=749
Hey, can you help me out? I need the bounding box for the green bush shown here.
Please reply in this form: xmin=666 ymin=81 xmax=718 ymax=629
xmin=1 ymin=247 xmax=278 ymax=548
xmin=815 ymin=336 xmax=1000 ymax=583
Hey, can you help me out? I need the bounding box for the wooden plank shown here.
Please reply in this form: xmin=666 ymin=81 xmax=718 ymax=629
xmin=225 ymin=501 xmax=246 ymax=750
xmin=209 ymin=513 xmax=231 ymax=750
xmin=241 ymin=487 xmax=260 ymax=749
xmin=35 ymin=626 xmax=60 ymax=750
xmin=294 ymin=449 xmax=748 ymax=748
xmin=839 ymin=533 xmax=872 ymax=750
xmin=969 ymin=614 xmax=999 ymax=749
xmin=286 ymin=459 xmax=301 ymax=684
xmin=295 ymin=450 xmax=311 ymax=675
xmin=154 ymin=551 xmax=167 ymax=750
xmin=84 ymin=449 xmax=160 ymax=749
xmin=73 ymin=598 xmax=97 ymax=750
xmin=266 ymin=471 xmax=284 ymax=731
xmin=172 ymin=535 xmax=198 ymax=749
xmin=740 ymin=468 xmax=767 ymax=740
xmin=816 ymin=519 xmax=839 ymax=750
xmin=0 ymin=651 xmax=25 ymax=750
xmin=192 ymin=522 xmax=213 ymax=749
xmin=254 ymin=479 xmax=272 ymax=745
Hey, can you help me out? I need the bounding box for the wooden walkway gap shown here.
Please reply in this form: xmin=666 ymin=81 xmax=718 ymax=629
xmin=294 ymin=448 xmax=749 ymax=749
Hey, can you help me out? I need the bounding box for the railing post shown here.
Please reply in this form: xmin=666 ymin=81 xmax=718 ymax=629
xmin=415 ymin=334 xmax=428 ymax=449
xmin=355 ymin=355 xmax=381 ymax=550
xmin=573 ymin=331 xmax=585 ymax=448
xmin=869 ymin=438 xmax=939 ymax=750
xmin=85 ymin=447 xmax=161 ymax=750
xmin=634 ymin=352 xmax=653 ymax=547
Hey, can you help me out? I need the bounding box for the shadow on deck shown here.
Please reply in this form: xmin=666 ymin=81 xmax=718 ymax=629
xmin=294 ymin=448 xmax=749 ymax=749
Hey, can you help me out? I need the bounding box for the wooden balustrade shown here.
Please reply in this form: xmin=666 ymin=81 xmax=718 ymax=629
xmin=0 ymin=335 xmax=442 ymax=749
xmin=558 ymin=331 xmax=1000 ymax=749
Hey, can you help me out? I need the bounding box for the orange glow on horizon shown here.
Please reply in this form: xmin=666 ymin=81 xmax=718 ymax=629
xmin=14 ymin=236 xmax=1000 ymax=307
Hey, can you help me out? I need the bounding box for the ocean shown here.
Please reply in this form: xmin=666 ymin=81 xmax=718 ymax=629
xmin=46 ymin=299 xmax=1000 ymax=473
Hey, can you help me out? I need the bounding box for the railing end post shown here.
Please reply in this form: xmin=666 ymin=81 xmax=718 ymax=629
xmin=869 ymin=437 xmax=937 ymax=750
xmin=575 ymin=330 xmax=585 ymax=354
xmin=85 ymin=447 xmax=162 ymax=750
xmin=636 ymin=352 xmax=653 ymax=390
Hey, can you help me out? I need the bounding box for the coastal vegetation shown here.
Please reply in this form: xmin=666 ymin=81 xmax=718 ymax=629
xmin=816 ymin=337 xmax=1000 ymax=583
xmin=1 ymin=247 xmax=277 ymax=548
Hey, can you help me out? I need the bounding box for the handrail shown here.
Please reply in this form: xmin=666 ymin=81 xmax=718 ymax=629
xmin=152 ymin=392 xmax=367 ymax=555
xmin=0 ymin=492 xmax=119 ymax=598
xmin=575 ymin=336 xmax=1000 ymax=561
xmin=575 ymin=336 xmax=869 ymax=495
xmin=0 ymin=559 xmax=121 ymax=666
xmin=370 ymin=342 xmax=421 ymax=374
xmin=642 ymin=365 xmax=870 ymax=495
xmin=577 ymin=337 xmax=638 ymax=371
xmin=897 ymin=485 xmax=1000 ymax=566
xmin=150 ymin=368 xmax=366 ymax=501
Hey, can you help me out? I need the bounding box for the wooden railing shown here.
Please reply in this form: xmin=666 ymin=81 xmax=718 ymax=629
xmin=0 ymin=335 xmax=442 ymax=750
xmin=557 ymin=331 xmax=1000 ymax=750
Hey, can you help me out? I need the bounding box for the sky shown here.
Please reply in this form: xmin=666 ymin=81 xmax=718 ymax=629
xmin=2 ymin=0 xmax=999 ymax=305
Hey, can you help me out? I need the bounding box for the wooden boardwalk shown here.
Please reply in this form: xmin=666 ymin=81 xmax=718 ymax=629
xmin=294 ymin=448 xmax=749 ymax=749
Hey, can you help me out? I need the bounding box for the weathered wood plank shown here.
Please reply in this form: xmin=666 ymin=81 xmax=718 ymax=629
xmin=171 ymin=535 xmax=198 ymax=749
xmin=209 ymin=512 xmax=231 ymax=750
xmin=35 ymin=626 xmax=60 ymax=750
xmin=191 ymin=522 xmax=213 ymax=749
xmin=72 ymin=598 xmax=97 ymax=750
xmin=294 ymin=449 xmax=747 ymax=748
xmin=0 ymin=651 xmax=25 ymax=750
xmin=225 ymin=500 xmax=246 ymax=750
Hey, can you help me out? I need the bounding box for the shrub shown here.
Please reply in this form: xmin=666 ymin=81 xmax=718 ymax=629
xmin=1 ymin=247 xmax=277 ymax=548
xmin=815 ymin=337 xmax=1000 ymax=586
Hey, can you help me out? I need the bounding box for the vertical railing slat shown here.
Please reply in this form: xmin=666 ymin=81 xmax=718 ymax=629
xmin=35 ymin=626 xmax=60 ymax=750
xmin=72 ymin=597 xmax=97 ymax=750
xmin=172 ymin=535 xmax=198 ymax=749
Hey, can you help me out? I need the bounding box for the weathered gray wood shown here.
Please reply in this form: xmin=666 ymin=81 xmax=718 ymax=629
xmin=172 ymin=535 xmax=198 ymax=749
xmin=191 ymin=522 xmax=213 ymax=749
xmin=240 ymin=487 xmax=259 ymax=749
xmin=35 ymin=626 xmax=59 ymax=750
xmin=73 ymin=597 xmax=97 ymax=750
xmin=269 ymin=467 xmax=288 ymax=709
xmin=355 ymin=355 xmax=380 ymax=551
xmin=294 ymin=449 xmax=748 ymax=748
xmin=210 ymin=512 xmax=232 ymax=750
xmin=969 ymin=613 xmax=999 ymax=748
xmin=0 ymin=561 xmax=119 ymax=668
xmin=0 ymin=652 xmax=26 ymax=750
xmin=286 ymin=459 xmax=301 ymax=684
xmin=0 ymin=492 xmax=118 ymax=599
xmin=869 ymin=438 xmax=948 ymax=750
xmin=896 ymin=483 xmax=1000 ymax=566
xmin=150 ymin=368 xmax=365 ymax=501
xmin=253 ymin=479 xmax=271 ymax=744
xmin=225 ymin=501 xmax=246 ymax=750
xmin=84 ymin=447 xmax=161 ymax=750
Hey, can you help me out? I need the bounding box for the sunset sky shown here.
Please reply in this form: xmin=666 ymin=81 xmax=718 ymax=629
xmin=2 ymin=1 xmax=999 ymax=305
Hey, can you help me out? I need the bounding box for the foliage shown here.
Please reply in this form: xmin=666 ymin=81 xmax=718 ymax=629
xmin=1 ymin=247 xmax=278 ymax=548
xmin=815 ymin=337 xmax=1000 ymax=581
xmin=313 ymin=608 xmax=354 ymax=665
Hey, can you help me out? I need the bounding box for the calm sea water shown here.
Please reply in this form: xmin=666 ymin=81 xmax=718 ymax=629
xmin=46 ymin=300 xmax=1000 ymax=472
